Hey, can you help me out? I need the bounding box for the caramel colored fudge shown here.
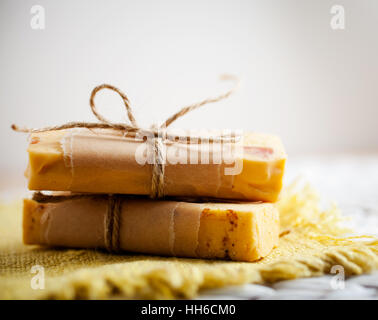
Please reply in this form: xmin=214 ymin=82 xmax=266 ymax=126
xmin=23 ymin=195 xmax=280 ymax=262
xmin=26 ymin=129 xmax=286 ymax=202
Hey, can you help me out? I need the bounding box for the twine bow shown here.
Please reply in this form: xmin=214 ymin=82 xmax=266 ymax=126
xmin=11 ymin=74 xmax=240 ymax=139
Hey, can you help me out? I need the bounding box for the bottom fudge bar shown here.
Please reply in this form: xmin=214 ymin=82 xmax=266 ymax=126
xmin=23 ymin=194 xmax=279 ymax=262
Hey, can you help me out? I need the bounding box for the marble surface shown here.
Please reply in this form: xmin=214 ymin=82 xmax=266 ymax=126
xmin=198 ymin=273 xmax=378 ymax=300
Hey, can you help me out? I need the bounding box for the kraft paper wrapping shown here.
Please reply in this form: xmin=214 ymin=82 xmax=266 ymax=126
xmin=60 ymin=129 xmax=239 ymax=198
xmin=24 ymin=195 xmax=281 ymax=261
xmin=28 ymin=197 xmax=209 ymax=258
xmin=40 ymin=198 xmax=107 ymax=248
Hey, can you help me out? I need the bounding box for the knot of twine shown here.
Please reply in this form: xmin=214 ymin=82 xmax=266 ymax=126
xmin=12 ymin=74 xmax=240 ymax=199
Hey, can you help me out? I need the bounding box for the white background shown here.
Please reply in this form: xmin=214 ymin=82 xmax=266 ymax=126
xmin=1 ymin=0 xmax=378 ymax=175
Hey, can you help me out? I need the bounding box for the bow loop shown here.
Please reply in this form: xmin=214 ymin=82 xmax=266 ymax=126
xmin=90 ymin=84 xmax=138 ymax=129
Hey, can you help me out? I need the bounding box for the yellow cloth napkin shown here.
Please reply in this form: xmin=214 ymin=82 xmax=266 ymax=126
xmin=0 ymin=183 xmax=377 ymax=299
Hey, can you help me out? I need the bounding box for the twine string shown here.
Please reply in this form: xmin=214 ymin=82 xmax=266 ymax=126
xmin=104 ymin=194 xmax=122 ymax=252
xmin=150 ymin=134 xmax=165 ymax=198
xmin=160 ymin=74 xmax=239 ymax=128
